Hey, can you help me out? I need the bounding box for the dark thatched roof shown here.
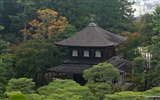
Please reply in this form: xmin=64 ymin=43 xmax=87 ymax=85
xmin=46 ymin=56 xmax=132 ymax=74
xmin=106 ymin=56 xmax=132 ymax=73
xmin=55 ymin=23 xmax=128 ymax=47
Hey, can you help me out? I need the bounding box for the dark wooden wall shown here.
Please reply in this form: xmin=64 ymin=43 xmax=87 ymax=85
xmin=68 ymin=46 xmax=116 ymax=61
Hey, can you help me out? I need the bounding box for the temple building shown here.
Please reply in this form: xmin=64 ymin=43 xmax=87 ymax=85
xmin=46 ymin=22 xmax=132 ymax=85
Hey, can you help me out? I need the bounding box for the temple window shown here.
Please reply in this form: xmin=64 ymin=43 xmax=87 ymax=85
xmin=95 ymin=50 xmax=101 ymax=57
xmin=84 ymin=50 xmax=89 ymax=57
xmin=72 ymin=50 xmax=78 ymax=57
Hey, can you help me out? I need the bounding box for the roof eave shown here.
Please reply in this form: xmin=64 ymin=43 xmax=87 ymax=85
xmin=55 ymin=43 xmax=115 ymax=47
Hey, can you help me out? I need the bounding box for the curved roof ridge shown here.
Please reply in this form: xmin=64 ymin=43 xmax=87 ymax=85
xmin=55 ymin=25 xmax=128 ymax=47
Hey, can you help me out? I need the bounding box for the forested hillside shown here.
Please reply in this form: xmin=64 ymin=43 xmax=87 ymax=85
xmin=0 ymin=0 xmax=160 ymax=99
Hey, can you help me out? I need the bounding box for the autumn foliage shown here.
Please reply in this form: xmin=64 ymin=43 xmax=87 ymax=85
xmin=21 ymin=9 xmax=68 ymax=39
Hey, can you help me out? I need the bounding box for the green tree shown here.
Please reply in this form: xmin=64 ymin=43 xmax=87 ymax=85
xmin=57 ymin=24 xmax=77 ymax=41
xmin=148 ymin=36 xmax=160 ymax=61
xmin=0 ymin=25 xmax=4 ymax=38
xmin=147 ymin=6 xmax=160 ymax=61
xmin=4 ymin=91 xmax=25 ymax=100
xmin=16 ymin=0 xmax=35 ymax=41
xmin=104 ymin=91 xmax=146 ymax=100
xmin=117 ymin=32 xmax=141 ymax=60
xmin=34 ymin=0 xmax=55 ymax=10
xmin=8 ymin=0 xmax=36 ymax=41
xmin=133 ymin=57 xmax=147 ymax=79
xmin=83 ymin=62 xmax=120 ymax=83
xmin=1 ymin=54 xmax=16 ymax=80
xmin=152 ymin=6 xmax=160 ymax=36
xmin=52 ymin=0 xmax=90 ymax=30
xmin=103 ymin=87 xmax=160 ymax=100
xmin=6 ymin=78 xmax=35 ymax=94
xmin=140 ymin=13 xmax=154 ymax=46
xmin=0 ymin=1 xmax=4 ymax=20
xmin=141 ymin=7 xmax=160 ymax=89
xmin=0 ymin=0 xmax=18 ymax=35
xmin=0 ymin=57 xmax=7 ymax=98
xmin=37 ymin=79 xmax=96 ymax=100
xmin=144 ymin=87 xmax=160 ymax=96
xmin=83 ymin=62 xmax=122 ymax=99
xmin=0 ymin=54 xmax=15 ymax=98
xmin=53 ymin=0 xmax=135 ymax=33
xmin=132 ymin=57 xmax=148 ymax=91
xmin=0 ymin=39 xmax=9 ymax=54
xmin=0 ymin=25 xmax=4 ymax=31
xmin=14 ymin=39 xmax=60 ymax=82
xmin=25 ymin=94 xmax=45 ymax=100
xmin=145 ymin=62 xmax=160 ymax=88
xmin=4 ymin=92 xmax=45 ymax=100
xmin=86 ymin=83 xmax=112 ymax=100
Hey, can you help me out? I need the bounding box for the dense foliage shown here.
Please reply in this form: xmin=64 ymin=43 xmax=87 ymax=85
xmin=14 ymin=39 xmax=60 ymax=83
xmin=37 ymin=79 xmax=96 ymax=100
xmin=1 ymin=0 xmax=134 ymax=38
xmin=83 ymin=62 xmax=120 ymax=83
xmin=83 ymin=62 xmax=122 ymax=100
xmin=3 ymin=78 xmax=160 ymax=100
xmin=6 ymin=78 xmax=35 ymax=94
